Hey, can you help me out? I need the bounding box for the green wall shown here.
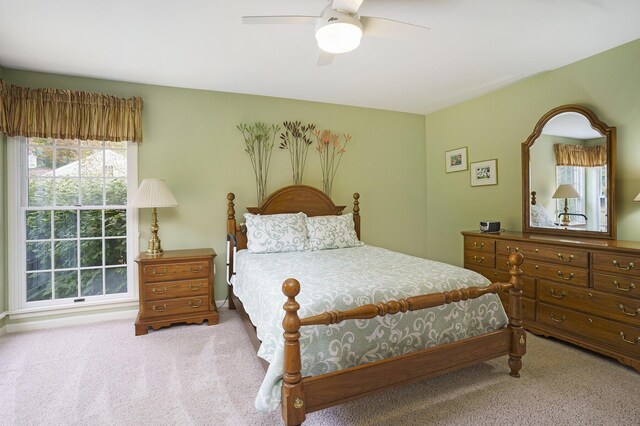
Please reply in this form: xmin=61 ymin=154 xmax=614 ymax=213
xmin=425 ymin=38 xmax=640 ymax=265
xmin=0 ymin=65 xmax=6 ymax=329
xmin=2 ymin=69 xmax=427 ymax=316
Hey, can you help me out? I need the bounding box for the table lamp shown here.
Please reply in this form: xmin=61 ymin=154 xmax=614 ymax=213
xmin=130 ymin=179 xmax=178 ymax=255
xmin=552 ymin=184 xmax=581 ymax=226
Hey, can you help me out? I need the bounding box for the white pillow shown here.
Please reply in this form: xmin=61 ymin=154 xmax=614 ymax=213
xmin=243 ymin=212 xmax=309 ymax=253
xmin=305 ymin=213 xmax=364 ymax=251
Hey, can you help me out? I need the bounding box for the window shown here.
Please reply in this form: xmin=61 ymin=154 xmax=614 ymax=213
xmin=555 ymin=165 xmax=586 ymax=223
xmin=8 ymin=137 xmax=138 ymax=310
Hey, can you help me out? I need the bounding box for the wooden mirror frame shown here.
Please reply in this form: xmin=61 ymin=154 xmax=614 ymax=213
xmin=522 ymin=104 xmax=616 ymax=239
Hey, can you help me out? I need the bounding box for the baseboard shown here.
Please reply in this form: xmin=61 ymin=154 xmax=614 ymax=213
xmin=6 ymin=309 xmax=138 ymax=333
xmin=0 ymin=314 xmax=7 ymax=337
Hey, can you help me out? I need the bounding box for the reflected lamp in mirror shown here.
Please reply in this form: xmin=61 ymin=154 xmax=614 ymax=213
xmin=552 ymin=184 xmax=581 ymax=226
xmin=635 ymin=192 xmax=640 ymax=202
xmin=130 ymin=179 xmax=178 ymax=256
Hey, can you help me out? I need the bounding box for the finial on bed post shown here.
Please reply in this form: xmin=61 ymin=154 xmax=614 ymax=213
xmin=353 ymin=193 xmax=361 ymax=240
xmin=282 ymin=279 xmax=306 ymax=425
xmin=227 ymin=193 xmax=236 ymax=235
xmin=507 ymin=252 xmax=526 ymax=378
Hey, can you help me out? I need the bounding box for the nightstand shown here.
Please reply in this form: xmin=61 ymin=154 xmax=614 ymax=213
xmin=134 ymin=248 xmax=218 ymax=336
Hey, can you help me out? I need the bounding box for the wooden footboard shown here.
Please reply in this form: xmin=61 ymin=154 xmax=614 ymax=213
xmin=281 ymin=252 xmax=526 ymax=426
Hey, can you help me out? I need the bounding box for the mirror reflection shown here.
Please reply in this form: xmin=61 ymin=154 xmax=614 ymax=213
xmin=529 ymin=112 xmax=607 ymax=232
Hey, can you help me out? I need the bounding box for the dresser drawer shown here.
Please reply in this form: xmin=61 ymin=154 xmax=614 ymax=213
xmin=496 ymin=241 xmax=589 ymax=268
xmin=142 ymin=261 xmax=210 ymax=282
xmin=464 ymin=265 xmax=536 ymax=298
xmin=592 ymin=272 xmax=640 ymax=299
xmin=463 ymin=237 xmax=496 ymax=254
xmin=145 ymin=279 xmax=209 ymax=301
xmin=498 ymin=257 xmax=588 ymax=287
xmin=538 ymin=303 xmax=640 ymax=356
xmin=499 ymin=293 xmax=536 ymax=321
xmin=538 ymin=281 xmax=640 ymax=326
xmin=143 ymin=296 xmax=209 ymax=318
xmin=592 ymin=253 xmax=640 ymax=277
xmin=464 ymin=252 xmax=495 ymax=268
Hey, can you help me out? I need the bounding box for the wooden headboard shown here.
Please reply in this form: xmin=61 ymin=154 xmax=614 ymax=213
xmin=227 ymin=185 xmax=361 ymax=251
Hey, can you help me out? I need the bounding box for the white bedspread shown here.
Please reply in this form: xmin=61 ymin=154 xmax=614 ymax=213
xmin=233 ymin=245 xmax=508 ymax=412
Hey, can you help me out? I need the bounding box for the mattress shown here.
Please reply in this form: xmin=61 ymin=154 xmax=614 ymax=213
xmin=232 ymin=245 xmax=508 ymax=412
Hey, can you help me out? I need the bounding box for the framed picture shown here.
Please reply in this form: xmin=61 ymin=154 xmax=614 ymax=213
xmin=470 ymin=159 xmax=498 ymax=186
xmin=445 ymin=147 xmax=468 ymax=173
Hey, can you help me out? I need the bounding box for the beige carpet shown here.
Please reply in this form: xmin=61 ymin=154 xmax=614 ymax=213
xmin=0 ymin=309 xmax=638 ymax=426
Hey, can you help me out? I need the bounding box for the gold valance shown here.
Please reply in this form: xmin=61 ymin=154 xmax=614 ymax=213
xmin=0 ymin=79 xmax=143 ymax=142
xmin=554 ymin=143 xmax=606 ymax=167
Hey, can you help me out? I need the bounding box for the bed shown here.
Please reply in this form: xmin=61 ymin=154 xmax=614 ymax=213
xmin=226 ymin=185 xmax=526 ymax=425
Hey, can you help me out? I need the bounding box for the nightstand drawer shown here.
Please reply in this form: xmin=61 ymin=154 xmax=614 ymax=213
xmin=463 ymin=237 xmax=495 ymax=253
xmin=593 ymin=253 xmax=640 ymax=277
xmin=145 ymin=279 xmax=209 ymax=301
xmin=593 ymin=272 xmax=640 ymax=299
xmin=538 ymin=281 xmax=640 ymax=326
xmin=464 ymin=252 xmax=495 ymax=268
xmin=142 ymin=261 xmax=210 ymax=282
xmin=538 ymin=303 xmax=640 ymax=356
xmin=496 ymin=241 xmax=588 ymax=268
xmin=144 ymin=296 xmax=209 ymax=318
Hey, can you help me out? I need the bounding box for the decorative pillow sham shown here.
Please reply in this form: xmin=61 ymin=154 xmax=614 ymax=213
xmin=305 ymin=213 xmax=364 ymax=251
xmin=243 ymin=212 xmax=309 ymax=253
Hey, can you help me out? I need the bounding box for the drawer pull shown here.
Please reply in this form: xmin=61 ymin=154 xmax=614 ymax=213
xmin=152 ymin=304 xmax=167 ymax=312
xmin=557 ymin=253 xmax=574 ymax=263
xmin=619 ymin=332 xmax=639 ymax=345
xmin=618 ymin=305 xmax=640 ymax=316
xmin=189 ymin=300 xmax=203 ymax=308
xmin=550 ymin=289 xmax=566 ymax=299
xmin=613 ymin=281 xmax=636 ymax=292
xmin=473 ymin=242 xmax=484 ymax=249
xmin=473 ymin=256 xmax=485 ymax=263
xmin=535 ymin=248 xmax=539 ymax=253
xmin=189 ymin=283 xmax=203 ymax=291
xmin=612 ymin=260 xmax=635 ymax=271
xmin=151 ymin=268 xmax=168 ymax=276
xmin=189 ymin=266 xmax=204 ymax=273
xmin=506 ymin=246 xmax=519 ymax=253
xmin=152 ymin=287 xmax=167 ymax=294
xmin=557 ymin=271 xmax=575 ymax=281
xmin=549 ymin=313 xmax=566 ymax=323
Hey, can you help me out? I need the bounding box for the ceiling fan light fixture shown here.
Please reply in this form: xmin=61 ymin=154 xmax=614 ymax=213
xmin=315 ymin=8 xmax=363 ymax=54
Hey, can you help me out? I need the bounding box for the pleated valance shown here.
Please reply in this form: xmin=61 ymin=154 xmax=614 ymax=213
xmin=554 ymin=143 xmax=606 ymax=167
xmin=0 ymin=79 xmax=143 ymax=142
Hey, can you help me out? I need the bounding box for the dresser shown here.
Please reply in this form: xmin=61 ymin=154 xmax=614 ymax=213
xmin=135 ymin=248 xmax=218 ymax=336
xmin=462 ymin=231 xmax=640 ymax=372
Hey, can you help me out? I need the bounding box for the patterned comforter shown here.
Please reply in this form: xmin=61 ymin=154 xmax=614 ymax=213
xmin=232 ymin=245 xmax=508 ymax=412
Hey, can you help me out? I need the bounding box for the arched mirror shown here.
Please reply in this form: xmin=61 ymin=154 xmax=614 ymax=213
xmin=522 ymin=105 xmax=616 ymax=239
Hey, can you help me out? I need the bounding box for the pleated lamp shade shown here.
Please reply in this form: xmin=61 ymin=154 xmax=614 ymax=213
xmin=130 ymin=179 xmax=178 ymax=208
xmin=552 ymin=184 xmax=581 ymax=199
xmin=635 ymin=192 xmax=640 ymax=202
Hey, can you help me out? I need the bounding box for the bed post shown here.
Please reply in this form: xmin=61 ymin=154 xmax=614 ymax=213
xmin=507 ymin=252 xmax=526 ymax=377
xmin=282 ymin=279 xmax=306 ymax=426
xmin=227 ymin=193 xmax=237 ymax=310
xmin=352 ymin=192 xmax=360 ymax=240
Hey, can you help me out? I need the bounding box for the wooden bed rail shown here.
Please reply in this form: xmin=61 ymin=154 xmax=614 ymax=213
xmin=281 ymin=252 xmax=525 ymax=425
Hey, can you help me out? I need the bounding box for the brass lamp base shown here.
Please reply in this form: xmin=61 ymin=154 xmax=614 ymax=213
xmin=146 ymin=207 xmax=164 ymax=256
xmin=560 ymin=198 xmax=571 ymax=226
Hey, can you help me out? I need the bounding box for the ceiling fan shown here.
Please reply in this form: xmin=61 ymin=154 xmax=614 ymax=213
xmin=242 ymin=0 xmax=430 ymax=66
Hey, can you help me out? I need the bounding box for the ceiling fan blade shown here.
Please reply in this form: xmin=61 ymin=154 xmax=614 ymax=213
xmin=242 ymin=16 xmax=318 ymax=25
xmin=361 ymin=16 xmax=430 ymax=40
xmin=331 ymin=0 xmax=364 ymax=14
xmin=317 ymin=50 xmax=335 ymax=67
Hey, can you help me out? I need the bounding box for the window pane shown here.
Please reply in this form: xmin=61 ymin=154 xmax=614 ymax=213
xmin=26 ymin=211 xmax=51 ymax=240
xmin=105 ymin=239 xmax=126 ymax=265
xmin=28 ymin=146 xmax=53 ymax=176
xmin=28 ymin=178 xmax=53 ymax=206
xmin=80 ymin=148 xmax=104 ymax=177
xmin=81 ymin=268 xmax=103 ymax=296
xmin=26 ymin=242 xmax=51 ymax=271
xmin=54 ymin=270 xmax=78 ymax=299
xmin=80 ymin=210 xmax=103 ymax=237
xmin=54 ymin=210 xmax=77 ymax=239
xmin=106 ymin=178 xmax=127 ymax=205
xmin=54 ymin=240 xmax=77 ymax=269
xmin=55 ymin=178 xmax=80 ymax=206
xmin=81 ymin=178 xmax=104 ymax=205
xmin=80 ymin=240 xmax=102 ymax=267
xmin=105 ymin=141 xmax=126 ymax=149
xmin=29 ymin=138 xmax=52 ymax=147
xmin=105 ymin=209 xmax=126 ymax=237
xmin=54 ymin=148 xmax=79 ymax=176
xmin=105 ymin=149 xmax=127 ymax=177
xmin=27 ymin=272 xmax=52 ymax=301
xmin=106 ymin=267 xmax=127 ymax=294
xmin=54 ymin=139 xmax=78 ymax=148
xmin=80 ymin=140 xmax=104 ymax=149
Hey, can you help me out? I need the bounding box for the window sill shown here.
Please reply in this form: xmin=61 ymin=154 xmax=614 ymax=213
xmin=7 ymin=298 xmax=139 ymax=320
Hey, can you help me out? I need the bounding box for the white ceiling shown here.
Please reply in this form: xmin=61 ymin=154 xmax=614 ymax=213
xmin=1 ymin=0 xmax=640 ymax=114
xmin=542 ymin=112 xmax=603 ymax=139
